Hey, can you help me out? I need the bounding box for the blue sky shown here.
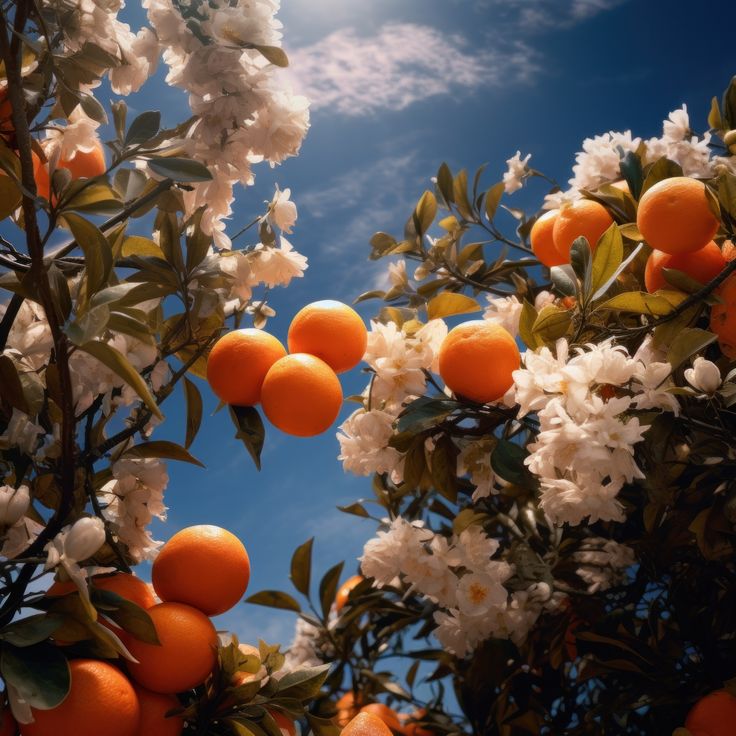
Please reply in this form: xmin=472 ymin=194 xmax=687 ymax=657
xmin=18 ymin=0 xmax=736 ymax=646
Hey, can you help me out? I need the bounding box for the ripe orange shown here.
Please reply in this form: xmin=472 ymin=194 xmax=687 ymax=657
xmin=685 ymin=690 xmax=736 ymax=735
xmin=20 ymin=659 xmax=139 ymax=736
xmin=637 ymin=177 xmax=720 ymax=254
xmin=125 ymin=602 xmax=218 ymax=694
xmin=0 ymin=705 xmax=16 ymax=736
xmin=722 ymin=239 xmax=736 ymax=261
xmin=58 ymin=139 xmax=107 ymax=181
xmin=360 ymin=704 xmax=402 ymax=733
xmin=710 ymin=273 xmax=736 ymax=359
xmin=644 ymin=240 xmax=726 ymax=293
xmin=552 ymin=199 xmax=614 ymax=259
xmin=335 ymin=575 xmax=364 ymax=613
xmin=335 ymin=692 xmax=363 ymax=727
xmin=48 ymin=572 xmax=155 ymax=610
xmin=270 ymin=710 xmax=296 ymax=736
xmin=341 ymin=712 xmax=393 ymax=736
xmin=288 ymin=300 xmax=367 ymax=374
xmin=134 ymin=686 xmax=184 ymax=736
xmin=438 ymin=321 xmax=520 ymax=404
xmin=152 ymin=525 xmax=250 ymax=616
xmin=261 ymin=354 xmax=343 ymax=437
xmin=206 ymin=329 xmax=286 ymax=406
xmin=530 ymin=210 xmax=566 ymax=268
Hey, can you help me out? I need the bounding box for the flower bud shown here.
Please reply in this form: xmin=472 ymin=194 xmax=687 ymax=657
xmin=0 ymin=485 xmax=30 ymax=527
xmin=63 ymin=517 xmax=106 ymax=562
xmin=684 ymin=357 xmax=721 ymax=394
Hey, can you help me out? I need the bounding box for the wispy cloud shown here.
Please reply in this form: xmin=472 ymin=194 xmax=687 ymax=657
xmin=464 ymin=0 xmax=628 ymax=29
xmin=288 ymin=23 xmax=540 ymax=117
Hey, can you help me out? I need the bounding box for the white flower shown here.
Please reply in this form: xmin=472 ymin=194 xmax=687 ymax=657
xmin=1 ymin=516 xmax=43 ymax=559
xmin=483 ymin=295 xmax=522 ymax=337
xmin=684 ymin=357 xmax=721 ymax=394
xmin=251 ymin=238 xmax=308 ymax=288
xmin=503 ymin=151 xmax=531 ymax=194
xmin=283 ymin=617 xmax=323 ymax=672
xmin=543 ymin=188 xmax=581 ymax=211
xmin=100 ymin=458 xmax=168 ymax=562
xmin=574 ymin=538 xmax=635 ymax=593
xmin=63 ymin=517 xmax=107 ymax=562
xmin=388 ymin=260 xmax=408 ymax=288
xmin=457 ymin=441 xmax=496 ymax=500
xmin=0 ymin=409 xmax=45 ymax=455
xmin=0 ymin=485 xmax=30 ymax=527
xmin=456 ymin=572 xmax=508 ymax=616
xmin=632 ymin=361 xmax=680 ymax=415
xmin=454 ymin=526 xmax=500 ymax=570
xmin=662 ymin=105 xmax=691 ymax=143
xmin=267 ymin=187 xmax=297 ymax=233
xmin=569 ymin=131 xmax=641 ymax=190
xmin=109 ymin=26 xmax=160 ymax=95
xmin=534 ymin=290 xmax=556 ymax=310
xmin=539 ymin=475 xmax=626 ymax=526
xmin=337 ymin=409 xmax=402 ymax=477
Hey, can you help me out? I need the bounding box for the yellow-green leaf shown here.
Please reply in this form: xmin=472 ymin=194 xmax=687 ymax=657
xmin=0 ymin=175 xmax=21 ymax=220
xmin=599 ymin=290 xmax=686 ymax=316
xmin=121 ymin=236 xmax=164 ymax=258
xmin=590 ymin=224 xmax=623 ymax=295
xmin=532 ymin=305 xmax=571 ymax=342
xmin=427 ymin=293 xmax=481 ymax=320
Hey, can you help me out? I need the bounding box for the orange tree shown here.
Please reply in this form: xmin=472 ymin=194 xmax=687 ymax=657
xmin=250 ymin=76 xmax=736 ymax=734
xmin=0 ymin=1 xmax=335 ymax=734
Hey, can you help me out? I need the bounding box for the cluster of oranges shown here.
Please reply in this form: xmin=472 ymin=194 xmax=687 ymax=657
xmin=207 ymin=300 xmax=367 ymax=437
xmin=2 ymin=525 xmax=274 ymax=736
xmin=0 ymin=89 xmax=107 ymax=202
xmin=531 ymin=176 xmax=736 ymax=359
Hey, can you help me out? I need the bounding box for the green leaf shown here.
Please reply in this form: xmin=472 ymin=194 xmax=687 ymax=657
xmin=484 ymin=181 xmax=504 ymax=221
xmin=708 ymin=96 xmax=724 ymax=130
xmin=290 ymin=538 xmax=313 ymax=598
xmin=79 ymin=341 xmax=162 ymax=419
xmin=63 ymin=212 xmax=113 ymax=302
xmin=229 ymin=405 xmax=265 ymax=470
xmin=90 ymin=589 xmax=159 ymax=645
xmin=598 ymin=290 xmax=685 ymax=316
xmin=245 ymin=591 xmax=301 ymax=613
xmin=61 ymin=181 xmax=121 ymax=215
xmin=121 ymin=236 xmax=165 ymax=259
xmin=661 ymin=267 xmax=707 ymax=294
xmin=590 ymin=224 xmax=623 ymax=296
xmin=319 ymin=562 xmax=344 ymax=619
xmin=429 ymin=435 xmax=459 ymax=503
xmin=413 ymin=191 xmax=437 ymax=236
xmin=427 ymin=292 xmax=480 ymax=320
xmin=0 ymin=174 xmax=21 ymax=220
xmin=550 ymin=265 xmax=578 ymax=298
xmin=0 ymin=642 xmax=70 ymax=709
xmin=0 ymin=615 xmax=63 ymax=647
xmin=396 ymin=396 xmax=455 ymax=434
xmin=147 ymin=157 xmax=213 ymax=182
xmin=640 ymin=157 xmax=683 ymax=198
xmin=436 ymin=162 xmax=454 ymax=204
xmin=277 ymin=664 xmax=331 ymax=701
xmin=124 ymin=110 xmax=161 ymax=147
xmin=252 ymin=44 xmax=289 ymax=67
xmin=306 ymin=714 xmax=341 ymax=736
xmin=124 ymin=440 xmax=204 ymax=467
xmin=491 ymin=440 xmax=530 ymax=485
xmin=337 ymin=502 xmax=370 ymax=518
xmin=453 ymin=169 xmax=474 ymax=220
xmin=532 ymin=305 xmax=571 ymax=342
xmin=518 ymin=300 xmax=538 ymax=350
xmin=619 ymin=151 xmax=645 ymax=201
xmin=569 ymin=237 xmax=592 ymax=298
xmin=591 ymin=242 xmax=645 ymax=302
xmin=666 ymin=328 xmax=718 ymax=370
xmin=183 ymin=378 xmax=203 ymax=449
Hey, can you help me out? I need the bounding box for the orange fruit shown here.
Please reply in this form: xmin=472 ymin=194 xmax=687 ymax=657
xmin=530 ymin=210 xmax=566 ymax=267
xmin=58 ymin=139 xmax=107 ymax=181
xmin=0 ymin=706 xmax=16 ymax=736
xmin=125 ymin=602 xmax=218 ymax=694
xmin=20 ymin=659 xmax=139 ymax=736
xmin=637 ymin=177 xmax=720 ymax=254
xmin=134 ymin=686 xmax=184 ymax=736
xmin=48 ymin=572 xmax=155 ymax=611
xmin=722 ymin=239 xmax=736 ymax=261
xmin=561 ymin=296 xmax=577 ymax=310
xmin=438 ymin=321 xmax=520 ymax=404
xmin=710 ymin=273 xmax=736 ymax=359
xmin=152 ymin=525 xmax=250 ymax=616
xmin=553 ymin=199 xmax=614 ymax=259
xmin=342 ymin=712 xmax=393 ymax=736
xmin=270 ymin=710 xmax=296 ymax=736
xmin=335 ymin=692 xmax=363 ymax=727
xmin=206 ymin=329 xmax=286 ymax=406
xmin=360 ymin=704 xmax=402 ymax=733
xmin=261 ymin=354 xmax=343 ymax=437
xmin=644 ymin=240 xmax=726 ymax=293
xmin=288 ymin=300 xmax=367 ymax=374
xmin=685 ymin=690 xmax=736 ymax=735
xmin=335 ymin=575 xmax=364 ymax=613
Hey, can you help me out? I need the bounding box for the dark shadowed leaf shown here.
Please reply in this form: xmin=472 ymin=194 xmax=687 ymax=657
xmin=0 ymin=642 xmax=70 ymax=709
xmin=245 ymin=591 xmax=301 ymax=612
xmin=148 ymin=157 xmax=213 ymax=182
xmin=667 ymin=328 xmax=718 ymax=370
xmin=277 ymin=664 xmax=331 ymax=701
xmin=491 ymin=440 xmax=530 ymax=485
xmin=124 ymin=440 xmax=204 ymax=467
xmin=183 ymin=378 xmax=203 ymax=449
xmin=124 ymin=110 xmax=161 ymax=147
xmin=290 ymin=538 xmax=313 ymax=597
xmin=0 ymin=615 xmax=63 ymax=647
xmin=229 ymin=405 xmax=265 ymax=470
xmin=319 ymin=562 xmax=344 ymax=619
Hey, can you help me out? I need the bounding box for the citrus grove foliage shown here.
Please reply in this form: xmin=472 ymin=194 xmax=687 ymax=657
xmin=0 ymin=0 xmax=336 ymax=734
xmin=248 ymin=78 xmax=736 ymax=734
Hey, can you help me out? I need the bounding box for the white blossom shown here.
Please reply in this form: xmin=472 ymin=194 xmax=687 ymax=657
xmin=457 ymin=441 xmax=496 ymax=500
xmin=574 ymin=538 xmax=635 ymax=593
xmin=503 ymin=151 xmax=531 ymax=194
xmin=250 ymin=238 xmax=308 ymax=288
xmin=684 ymin=357 xmax=721 ymax=395
xmin=337 ymin=409 xmax=402 ymax=477
xmin=483 ymin=295 xmax=522 ymax=337
xmin=267 ymin=187 xmax=298 ymax=233
xmin=0 ymin=485 xmax=30 ymax=527
xmin=569 ymin=131 xmax=641 ymax=190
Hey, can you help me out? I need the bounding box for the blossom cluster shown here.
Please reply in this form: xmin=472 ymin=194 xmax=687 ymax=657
xmin=360 ymin=518 xmax=560 ymax=656
xmin=514 ymin=338 xmax=677 ymax=526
